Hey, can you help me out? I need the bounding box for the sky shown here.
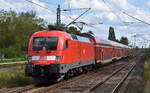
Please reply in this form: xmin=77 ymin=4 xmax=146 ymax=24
xmin=0 ymin=0 xmax=150 ymax=48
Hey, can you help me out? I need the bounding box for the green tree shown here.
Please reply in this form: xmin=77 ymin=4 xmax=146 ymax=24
xmin=0 ymin=10 xmax=46 ymax=58
xmin=120 ymin=37 xmax=129 ymax=45
xmin=108 ymin=26 xmax=116 ymax=41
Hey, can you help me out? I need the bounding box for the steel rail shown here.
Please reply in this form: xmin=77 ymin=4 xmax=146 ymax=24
xmin=111 ymin=63 xmax=136 ymax=93
xmin=85 ymin=63 xmax=129 ymax=93
xmin=6 ymin=85 xmax=35 ymax=93
xmin=26 ymin=74 xmax=87 ymax=93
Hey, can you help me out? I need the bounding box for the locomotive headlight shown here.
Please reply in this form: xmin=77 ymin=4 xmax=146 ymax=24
xmin=47 ymin=56 xmax=56 ymax=60
xmin=55 ymin=56 xmax=60 ymax=62
xmin=47 ymin=56 xmax=60 ymax=62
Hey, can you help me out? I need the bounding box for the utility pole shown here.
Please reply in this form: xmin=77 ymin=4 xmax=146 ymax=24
xmin=56 ymin=5 xmax=91 ymax=30
xmin=56 ymin=4 xmax=61 ymax=26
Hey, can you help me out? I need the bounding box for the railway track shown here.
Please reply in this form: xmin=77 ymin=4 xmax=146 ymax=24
xmin=2 ymin=57 xmax=134 ymax=93
xmin=45 ymin=62 xmax=132 ymax=93
xmin=85 ymin=61 xmax=136 ymax=93
xmin=0 ymin=85 xmax=35 ymax=93
xmin=44 ymin=59 xmax=134 ymax=93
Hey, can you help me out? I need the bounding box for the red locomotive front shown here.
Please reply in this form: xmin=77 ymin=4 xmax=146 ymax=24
xmin=25 ymin=30 xmax=95 ymax=83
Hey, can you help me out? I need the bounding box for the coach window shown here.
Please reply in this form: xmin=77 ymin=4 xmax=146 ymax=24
xmin=64 ymin=40 xmax=68 ymax=49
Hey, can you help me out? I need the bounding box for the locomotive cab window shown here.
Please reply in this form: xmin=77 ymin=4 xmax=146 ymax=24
xmin=32 ymin=37 xmax=58 ymax=51
xmin=64 ymin=40 xmax=68 ymax=49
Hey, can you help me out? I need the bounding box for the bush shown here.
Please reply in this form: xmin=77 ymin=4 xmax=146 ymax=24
xmin=0 ymin=67 xmax=33 ymax=88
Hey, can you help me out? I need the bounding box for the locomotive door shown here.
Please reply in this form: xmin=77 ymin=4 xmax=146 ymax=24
xmin=78 ymin=42 xmax=81 ymax=63
xmin=96 ymin=47 xmax=103 ymax=63
xmin=112 ymin=48 xmax=115 ymax=58
xmin=100 ymin=48 xmax=104 ymax=61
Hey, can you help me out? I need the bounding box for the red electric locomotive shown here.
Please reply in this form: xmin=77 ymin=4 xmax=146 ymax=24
xmin=25 ymin=30 xmax=131 ymax=83
xmin=26 ymin=30 xmax=95 ymax=83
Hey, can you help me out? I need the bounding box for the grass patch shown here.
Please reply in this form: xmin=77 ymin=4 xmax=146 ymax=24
xmin=144 ymin=69 xmax=150 ymax=93
xmin=144 ymin=54 xmax=150 ymax=93
xmin=0 ymin=67 xmax=33 ymax=88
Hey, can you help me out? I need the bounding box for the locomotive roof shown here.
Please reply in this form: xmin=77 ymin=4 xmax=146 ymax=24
xmin=92 ymin=36 xmax=130 ymax=48
xmin=92 ymin=36 xmax=113 ymax=46
xmin=109 ymin=40 xmax=130 ymax=49
xmin=32 ymin=30 xmax=70 ymax=38
xmin=31 ymin=30 xmax=91 ymax=42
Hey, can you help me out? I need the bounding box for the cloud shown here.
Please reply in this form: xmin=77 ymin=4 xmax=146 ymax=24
xmin=0 ymin=0 xmax=55 ymax=22
xmin=0 ymin=0 xmax=48 ymax=12
xmin=30 ymin=0 xmax=48 ymax=12
xmin=39 ymin=14 xmax=55 ymax=23
xmin=64 ymin=0 xmax=137 ymax=25
xmin=109 ymin=0 xmax=136 ymax=11
xmin=69 ymin=0 xmax=109 ymax=11
xmin=63 ymin=0 xmax=150 ymax=47
xmin=0 ymin=0 xmax=24 ymax=9
xmin=147 ymin=0 xmax=150 ymax=7
xmin=108 ymin=0 xmax=150 ymax=23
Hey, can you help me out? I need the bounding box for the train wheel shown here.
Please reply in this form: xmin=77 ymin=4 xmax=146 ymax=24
xmin=78 ymin=67 xmax=83 ymax=74
xmin=83 ymin=66 xmax=88 ymax=73
xmin=65 ymin=70 xmax=74 ymax=80
xmin=87 ymin=65 xmax=93 ymax=72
